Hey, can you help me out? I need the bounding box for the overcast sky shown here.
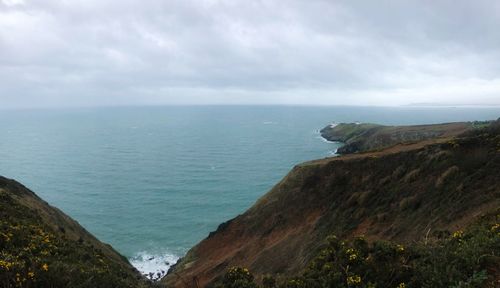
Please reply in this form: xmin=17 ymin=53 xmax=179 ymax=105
xmin=1 ymin=0 xmax=500 ymax=108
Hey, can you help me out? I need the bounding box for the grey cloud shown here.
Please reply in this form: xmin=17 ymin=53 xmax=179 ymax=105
xmin=0 ymin=0 xmax=499 ymax=108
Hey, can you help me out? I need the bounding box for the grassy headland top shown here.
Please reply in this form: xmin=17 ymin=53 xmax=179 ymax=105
xmin=320 ymin=121 xmax=490 ymax=154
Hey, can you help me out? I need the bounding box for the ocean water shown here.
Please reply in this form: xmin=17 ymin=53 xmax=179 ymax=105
xmin=0 ymin=105 xmax=499 ymax=277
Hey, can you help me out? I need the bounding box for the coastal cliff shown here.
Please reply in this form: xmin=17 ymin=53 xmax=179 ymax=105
xmin=0 ymin=176 xmax=150 ymax=288
xmin=320 ymin=122 xmax=478 ymax=154
xmin=165 ymin=120 xmax=500 ymax=287
xmin=1 ymin=120 xmax=499 ymax=287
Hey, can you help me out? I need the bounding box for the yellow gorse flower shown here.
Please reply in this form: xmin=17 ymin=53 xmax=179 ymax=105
xmin=0 ymin=260 xmax=13 ymax=270
xmin=452 ymin=230 xmax=463 ymax=239
xmin=42 ymin=263 xmax=49 ymax=271
xmin=347 ymin=275 xmax=362 ymax=286
xmin=491 ymin=223 xmax=500 ymax=232
xmin=346 ymin=248 xmax=358 ymax=261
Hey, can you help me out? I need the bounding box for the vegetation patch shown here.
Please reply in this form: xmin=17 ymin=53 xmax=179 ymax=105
xmin=0 ymin=190 xmax=150 ymax=288
xmin=217 ymin=212 xmax=500 ymax=288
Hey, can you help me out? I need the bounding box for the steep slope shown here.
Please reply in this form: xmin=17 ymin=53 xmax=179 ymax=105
xmin=216 ymin=211 xmax=500 ymax=288
xmin=165 ymin=121 xmax=500 ymax=287
xmin=320 ymin=121 xmax=477 ymax=154
xmin=0 ymin=176 xmax=150 ymax=288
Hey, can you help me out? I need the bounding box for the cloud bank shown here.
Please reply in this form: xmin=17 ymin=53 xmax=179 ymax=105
xmin=1 ymin=0 xmax=500 ymax=108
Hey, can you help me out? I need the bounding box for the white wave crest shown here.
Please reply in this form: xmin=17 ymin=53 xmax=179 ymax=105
xmin=130 ymin=251 xmax=179 ymax=281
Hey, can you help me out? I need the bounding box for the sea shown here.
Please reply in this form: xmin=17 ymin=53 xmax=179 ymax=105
xmin=0 ymin=105 xmax=499 ymax=278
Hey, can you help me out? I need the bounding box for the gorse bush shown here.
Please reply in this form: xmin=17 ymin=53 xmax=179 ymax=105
xmin=216 ymin=267 xmax=257 ymax=288
xmin=0 ymin=190 xmax=147 ymax=288
xmin=218 ymin=212 xmax=500 ymax=288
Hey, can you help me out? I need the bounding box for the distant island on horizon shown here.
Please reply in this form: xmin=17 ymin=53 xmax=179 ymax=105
xmin=405 ymin=102 xmax=500 ymax=108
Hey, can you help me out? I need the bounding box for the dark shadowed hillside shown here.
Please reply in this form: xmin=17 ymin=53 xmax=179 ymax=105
xmin=165 ymin=120 xmax=500 ymax=287
xmin=0 ymin=177 xmax=151 ymax=288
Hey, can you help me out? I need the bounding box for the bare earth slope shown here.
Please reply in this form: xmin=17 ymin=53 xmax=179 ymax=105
xmin=164 ymin=121 xmax=500 ymax=287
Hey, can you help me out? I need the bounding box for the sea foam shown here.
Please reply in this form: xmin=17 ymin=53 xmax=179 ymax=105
xmin=130 ymin=251 xmax=179 ymax=281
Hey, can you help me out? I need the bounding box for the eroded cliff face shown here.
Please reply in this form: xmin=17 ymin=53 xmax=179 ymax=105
xmin=165 ymin=122 xmax=500 ymax=287
xmin=0 ymin=177 xmax=150 ymax=288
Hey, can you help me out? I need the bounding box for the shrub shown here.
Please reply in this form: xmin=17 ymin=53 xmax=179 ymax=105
xmin=217 ymin=267 xmax=257 ymax=288
xmin=216 ymin=212 xmax=499 ymax=288
xmin=0 ymin=191 xmax=147 ymax=288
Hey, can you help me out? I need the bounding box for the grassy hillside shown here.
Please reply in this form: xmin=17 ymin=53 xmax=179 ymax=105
xmin=0 ymin=177 xmax=151 ymax=288
xmin=165 ymin=120 xmax=500 ymax=287
xmin=320 ymin=122 xmax=479 ymax=154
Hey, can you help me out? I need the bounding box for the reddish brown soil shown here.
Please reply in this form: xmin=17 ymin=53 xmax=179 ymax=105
xmin=164 ymin=128 xmax=500 ymax=288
